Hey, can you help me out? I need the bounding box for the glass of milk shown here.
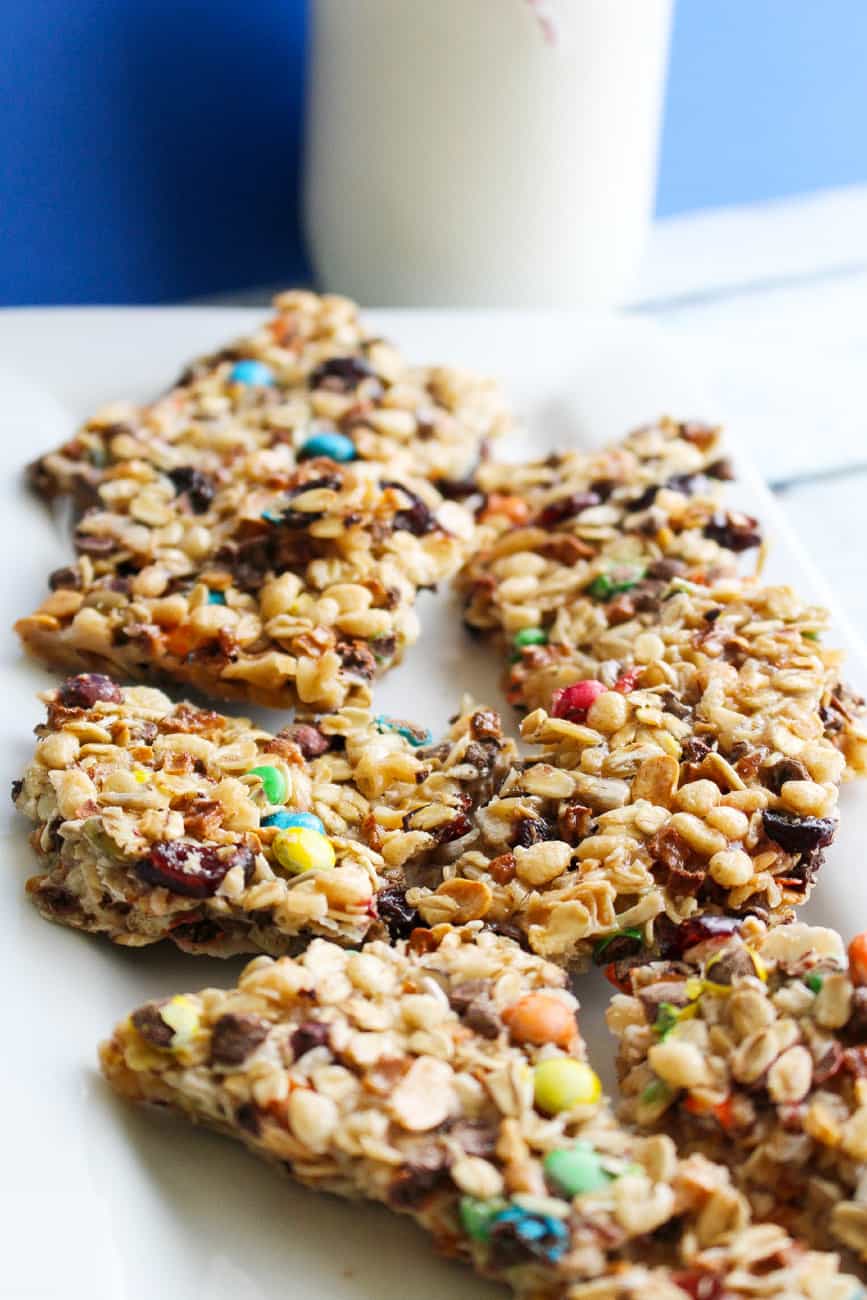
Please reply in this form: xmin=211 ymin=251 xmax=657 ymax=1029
xmin=304 ymin=0 xmax=674 ymax=307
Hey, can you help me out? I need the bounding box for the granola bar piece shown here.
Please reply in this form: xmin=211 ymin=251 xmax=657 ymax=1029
xmin=404 ymin=603 xmax=848 ymax=965
xmin=28 ymin=290 xmax=510 ymax=500
xmin=15 ymin=458 xmax=472 ymax=710
xmin=608 ymin=919 xmax=867 ymax=1268
xmin=13 ymin=676 xmax=516 ymax=956
xmin=99 ymin=926 xmax=857 ymax=1298
xmin=456 ymin=419 xmax=867 ymax=780
xmin=459 ymin=418 xmax=753 ymax=657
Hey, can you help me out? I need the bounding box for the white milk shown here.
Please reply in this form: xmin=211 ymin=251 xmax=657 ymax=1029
xmin=304 ymin=0 xmax=673 ymax=307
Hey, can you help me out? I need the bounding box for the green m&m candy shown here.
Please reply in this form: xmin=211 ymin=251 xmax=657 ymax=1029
xmin=543 ymin=1143 xmax=612 ymax=1197
xmin=247 ymin=764 xmax=288 ymax=805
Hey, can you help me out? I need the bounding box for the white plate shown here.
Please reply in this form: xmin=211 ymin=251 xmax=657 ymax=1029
xmin=2 ymin=308 xmax=865 ymax=1300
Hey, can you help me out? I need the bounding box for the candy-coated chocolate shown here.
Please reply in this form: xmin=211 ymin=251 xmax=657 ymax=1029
xmin=298 ymin=431 xmax=357 ymax=462
xmin=247 ymin=765 xmax=288 ymax=806
xmin=261 ymin=810 xmax=325 ymax=834
xmin=272 ymin=826 xmax=336 ymax=875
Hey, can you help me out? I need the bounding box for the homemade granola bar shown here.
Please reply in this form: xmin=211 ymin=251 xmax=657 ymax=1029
xmin=608 ymin=919 xmax=867 ymax=1268
xmin=457 ymin=419 xmax=867 ymax=779
xmin=14 ymin=676 xmax=516 ymax=955
xmin=459 ymin=418 xmax=752 ymax=658
xmin=99 ymin=926 xmax=857 ymax=1299
xmin=28 ymin=290 xmax=510 ymax=499
xmin=15 ymin=457 xmax=473 ymax=710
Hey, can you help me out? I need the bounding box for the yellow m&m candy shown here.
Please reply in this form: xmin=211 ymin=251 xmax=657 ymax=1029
xmin=272 ymin=826 xmax=336 ymax=876
xmin=533 ymin=1058 xmax=602 ymax=1114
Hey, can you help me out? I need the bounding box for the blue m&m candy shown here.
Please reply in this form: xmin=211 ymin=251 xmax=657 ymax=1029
xmin=228 ymin=359 xmax=275 ymax=386
xmin=298 ymin=431 xmax=357 ymax=462
xmin=261 ymin=810 xmax=325 ymax=834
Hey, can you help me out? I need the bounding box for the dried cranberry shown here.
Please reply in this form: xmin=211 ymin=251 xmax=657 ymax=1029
xmin=382 ymin=481 xmax=438 ymax=536
xmin=761 ymin=810 xmax=835 ymax=855
xmin=535 ymin=491 xmax=601 ymax=528
xmin=512 ymin=817 xmax=555 ymax=847
xmin=210 ymin=1014 xmax=269 ymax=1066
xmin=290 ymin=1020 xmax=330 ymax=1059
xmin=168 ymin=466 xmax=216 ymax=513
xmin=10 ymin=778 xmax=23 ymax=803
xmin=309 ymin=355 xmax=373 ymax=391
xmin=703 ymin=511 xmax=762 ymax=552
xmin=670 ymin=1272 xmax=725 ymax=1300
xmin=58 ymin=673 xmax=122 ymax=708
xmin=706 ymin=457 xmax=735 ymax=481
xmin=376 ymin=886 xmax=422 ymax=941
xmin=660 ymin=915 xmax=742 ymax=958
xmin=136 ymin=841 xmax=249 ymax=898
xmin=436 ymin=812 xmax=472 ymax=843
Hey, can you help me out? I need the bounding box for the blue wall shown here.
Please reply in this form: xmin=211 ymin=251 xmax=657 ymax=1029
xmin=3 ymin=1 xmax=867 ymax=304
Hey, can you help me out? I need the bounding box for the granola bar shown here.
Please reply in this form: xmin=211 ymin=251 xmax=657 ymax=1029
xmin=15 ymin=458 xmax=473 ymax=710
xmin=403 ymin=608 xmax=850 ymax=966
xmin=13 ymin=676 xmax=516 ymax=955
xmin=608 ymin=919 xmax=867 ymax=1268
xmin=457 ymin=420 xmax=867 ymax=779
xmin=28 ymin=290 xmax=510 ymax=499
xmin=99 ymin=926 xmax=857 ymax=1298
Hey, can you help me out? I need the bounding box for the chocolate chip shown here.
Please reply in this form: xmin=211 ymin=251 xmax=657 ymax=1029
xmin=10 ymin=778 xmax=23 ymax=803
xmin=703 ymin=511 xmax=762 ymax=553
xmin=309 ymin=355 xmax=373 ymax=391
xmin=336 ymin=639 xmax=378 ymax=682
xmin=469 ymin=709 xmax=502 ymax=740
xmin=381 ymin=481 xmax=438 ymax=536
xmin=290 ymin=1021 xmax=330 ymax=1060
xmin=761 ymin=810 xmax=836 ymax=855
xmin=764 ymin=759 xmax=811 ymax=795
xmin=285 ymin=723 xmax=329 ymax=759
xmin=557 ymin=801 xmax=593 ymax=845
xmin=706 ymin=457 xmax=735 ymax=481
xmin=48 ymin=565 xmax=82 ymax=591
xmin=210 ymin=1013 xmax=269 ymax=1066
xmin=646 ymin=557 xmax=687 ymax=581
xmin=387 ymin=1160 xmax=448 ymax=1209
xmin=131 ymin=1003 xmax=174 ymax=1048
xmin=681 ymin=736 xmax=712 ymax=764
xmin=446 ymin=977 xmax=487 ymax=1008
xmin=168 ymin=466 xmax=216 ymax=513
xmin=701 ymin=944 xmax=755 ymax=984
xmin=58 ymin=674 xmax=123 ymax=708
xmin=463 ymin=998 xmax=502 ymax=1039
xmin=376 ymin=886 xmax=421 ymax=941
xmin=847 ymin=989 xmax=867 ymax=1039
xmin=445 ymin=1120 xmax=498 ymax=1158
xmin=648 ymin=826 xmax=706 ymax=896
xmin=236 ymin=1102 xmax=262 ymax=1136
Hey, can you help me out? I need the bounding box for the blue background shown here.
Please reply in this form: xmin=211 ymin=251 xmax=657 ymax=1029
xmin=3 ymin=1 xmax=867 ymax=305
